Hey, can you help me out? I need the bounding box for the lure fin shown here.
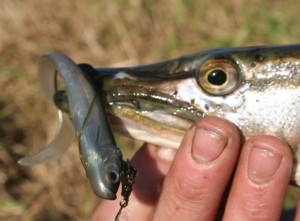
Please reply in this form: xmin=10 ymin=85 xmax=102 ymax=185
xmin=18 ymin=110 xmax=74 ymax=166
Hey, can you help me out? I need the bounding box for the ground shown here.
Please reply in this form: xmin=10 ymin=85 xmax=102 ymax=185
xmin=1 ymin=0 xmax=300 ymax=220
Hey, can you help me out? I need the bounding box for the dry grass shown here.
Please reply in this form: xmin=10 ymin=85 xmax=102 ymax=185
xmin=1 ymin=0 xmax=300 ymax=220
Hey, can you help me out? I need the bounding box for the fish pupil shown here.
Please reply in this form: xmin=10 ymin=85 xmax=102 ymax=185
xmin=207 ymin=69 xmax=227 ymax=86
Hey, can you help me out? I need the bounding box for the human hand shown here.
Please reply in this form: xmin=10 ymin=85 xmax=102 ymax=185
xmin=92 ymin=117 xmax=296 ymax=221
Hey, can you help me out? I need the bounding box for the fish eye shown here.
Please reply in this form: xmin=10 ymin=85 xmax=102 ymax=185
xmin=197 ymin=58 xmax=240 ymax=95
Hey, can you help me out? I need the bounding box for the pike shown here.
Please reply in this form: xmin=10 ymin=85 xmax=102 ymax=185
xmin=19 ymin=44 xmax=300 ymax=199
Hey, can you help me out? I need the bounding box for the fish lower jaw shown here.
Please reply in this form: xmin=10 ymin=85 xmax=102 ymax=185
xmin=125 ymin=126 xmax=181 ymax=149
xmin=110 ymin=116 xmax=183 ymax=149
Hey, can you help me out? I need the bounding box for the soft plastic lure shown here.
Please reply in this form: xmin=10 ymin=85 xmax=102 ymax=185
xmin=19 ymin=55 xmax=124 ymax=200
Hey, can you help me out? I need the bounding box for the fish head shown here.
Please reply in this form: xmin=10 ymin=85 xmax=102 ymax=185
xmin=92 ymin=45 xmax=300 ymax=150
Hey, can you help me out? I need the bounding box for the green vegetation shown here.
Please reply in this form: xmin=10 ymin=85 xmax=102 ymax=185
xmin=1 ymin=0 xmax=300 ymax=220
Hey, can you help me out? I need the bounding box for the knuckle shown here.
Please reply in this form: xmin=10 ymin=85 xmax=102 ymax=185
xmin=239 ymin=188 xmax=271 ymax=220
xmin=243 ymin=200 xmax=269 ymax=219
xmin=167 ymin=175 xmax=211 ymax=210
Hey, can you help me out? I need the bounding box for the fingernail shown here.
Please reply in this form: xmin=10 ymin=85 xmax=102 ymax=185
xmin=248 ymin=146 xmax=282 ymax=184
xmin=192 ymin=127 xmax=228 ymax=162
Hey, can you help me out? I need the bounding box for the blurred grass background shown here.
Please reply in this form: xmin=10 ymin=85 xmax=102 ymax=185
xmin=1 ymin=0 xmax=300 ymax=220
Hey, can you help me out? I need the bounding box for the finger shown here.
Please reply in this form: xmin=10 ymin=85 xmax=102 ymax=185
xmin=223 ymin=136 xmax=293 ymax=220
xmin=153 ymin=116 xmax=241 ymax=221
xmin=91 ymin=143 xmax=176 ymax=221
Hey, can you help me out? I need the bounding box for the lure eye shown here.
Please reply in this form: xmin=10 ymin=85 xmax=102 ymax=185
xmin=109 ymin=170 xmax=120 ymax=184
xmin=197 ymin=58 xmax=240 ymax=95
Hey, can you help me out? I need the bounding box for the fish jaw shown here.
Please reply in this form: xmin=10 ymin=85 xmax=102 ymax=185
xmin=107 ymin=106 xmax=191 ymax=149
xmin=103 ymin=77 xmax=204 ymax=149
xmin=108 ymin=77 xmax=300 ymax=151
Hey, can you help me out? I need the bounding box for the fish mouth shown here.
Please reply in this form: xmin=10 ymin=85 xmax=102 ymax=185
xmin=102 ymin=82 xmax=204 ymax=148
